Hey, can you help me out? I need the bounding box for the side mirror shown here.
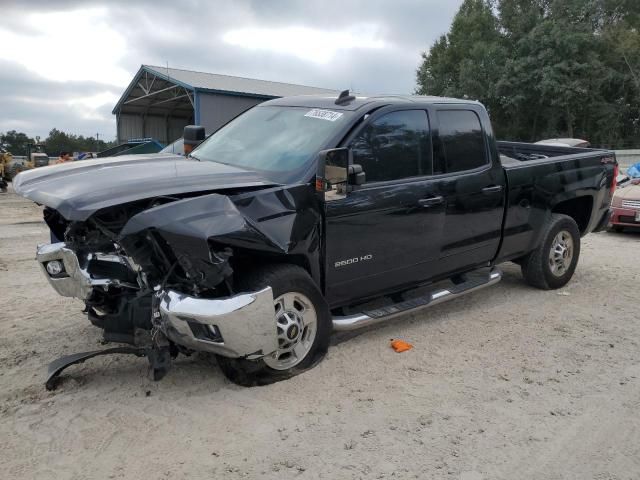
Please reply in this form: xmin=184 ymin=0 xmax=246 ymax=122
xmin=317 ymin=148 xmax=351 ymax=193
xmin=316 ymin=148 xmax=365 ymax=198
xmin=183 ymin=125 xmax=205 ymax=147
xmin=348 ymin=164 xmax=366 ymax=185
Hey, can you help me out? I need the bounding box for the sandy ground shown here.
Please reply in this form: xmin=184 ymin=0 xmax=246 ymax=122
xmin=1 ymin=188 xmax=639 ymax=480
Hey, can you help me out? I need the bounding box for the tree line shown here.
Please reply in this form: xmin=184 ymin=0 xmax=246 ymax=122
xmin=0 ymin=129 xmax=117 ymax=157
xmin=416 ymin=0 xmax=640 ymax=148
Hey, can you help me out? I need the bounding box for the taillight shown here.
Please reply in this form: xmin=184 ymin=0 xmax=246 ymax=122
xmin=603 ymin=155 xmax=618 ymax=193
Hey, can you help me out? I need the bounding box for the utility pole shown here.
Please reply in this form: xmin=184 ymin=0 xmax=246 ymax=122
xmin=95 ymin=133 xmax=100 ymax=153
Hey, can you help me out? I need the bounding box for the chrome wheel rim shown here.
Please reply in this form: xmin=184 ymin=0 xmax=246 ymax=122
xmin=549 ymin=230 xmax=574 ymax=277
xmin=265 ymin=292 xmax=317 ymax=370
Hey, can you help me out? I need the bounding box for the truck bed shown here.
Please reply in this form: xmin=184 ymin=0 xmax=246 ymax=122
xmin=497 ymin=141 xmax=609 ymax=166
xmin=495 ymin=141 xmax=616 ymax=264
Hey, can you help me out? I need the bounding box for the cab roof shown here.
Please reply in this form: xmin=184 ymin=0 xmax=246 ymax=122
xmin=262 ymin=94 xmax=481 ymax=111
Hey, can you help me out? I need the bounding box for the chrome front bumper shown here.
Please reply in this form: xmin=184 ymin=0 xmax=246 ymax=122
xmin=36 ymin=242 xmax=124 ymax=300
xmin=37 ymin=243 xmax=279 ymax=359
xmin=155 ymin=287 xmax=278 ymax=359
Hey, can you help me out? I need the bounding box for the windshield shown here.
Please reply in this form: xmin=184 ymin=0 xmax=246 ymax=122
xmin=194 ymin=106 xmax=352 ymax=173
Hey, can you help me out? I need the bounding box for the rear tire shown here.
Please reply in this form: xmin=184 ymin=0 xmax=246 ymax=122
xmin=216 ymin=264 xmax=331 ymax=386
xmin=521 ymin=214 xmax=581 ymax=290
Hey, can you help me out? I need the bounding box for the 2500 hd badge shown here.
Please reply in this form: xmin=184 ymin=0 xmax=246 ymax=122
xmin=334 ymin=254 xmax=374 ymax=268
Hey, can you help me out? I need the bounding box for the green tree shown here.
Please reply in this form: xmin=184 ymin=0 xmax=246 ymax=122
xmin=497 ymin=18 xmax=605 ymax=139
xmin=44 ymin=128 xmax=116 ymax=155
xmin=416 ymin=0 xmax=508 ymax=129
xmin=0 ymin=130 xmax=35 ymax=156
xmin=417 ymin=0 xmax=504 ymax=99
xmin=416 ymin=0 xmax=640 ymax=147
xmin=44 ymin=128 xmax=73 ymax=156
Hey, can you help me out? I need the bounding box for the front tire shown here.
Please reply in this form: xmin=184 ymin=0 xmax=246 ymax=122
xmin=217 ymin=264 xmax=331 ymax=386
xmin=521 ymin=214 xmax=581 ymax=290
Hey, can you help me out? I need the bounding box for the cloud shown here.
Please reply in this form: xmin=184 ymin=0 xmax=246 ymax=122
xmin=0 ymin=60 xmax=121 ymax=138
xmin=0 ymin=7 xmax=130 ymax=86
xmin=0 ymin=0 xmax=463 ymax=140
xmin=222 ymin=24 xmax=386 ymax=64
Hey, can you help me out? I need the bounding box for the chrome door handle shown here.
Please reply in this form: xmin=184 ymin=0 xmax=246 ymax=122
xmin=482 ymin=185 xmax=503 ymax=194
xmin=418 ymin=196 xmax=444 ymax=208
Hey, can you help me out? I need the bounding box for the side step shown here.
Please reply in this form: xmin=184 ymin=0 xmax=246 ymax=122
xmin=332 ymin=267 xmax=502 ymax=332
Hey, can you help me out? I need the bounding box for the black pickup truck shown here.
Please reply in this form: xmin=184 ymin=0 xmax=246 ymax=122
xmin=14 ymin=92 xmax=617 ymax=387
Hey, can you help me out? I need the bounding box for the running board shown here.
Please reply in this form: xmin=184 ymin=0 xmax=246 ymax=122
xmin=332 ymin=267 xmax=502 ymax=332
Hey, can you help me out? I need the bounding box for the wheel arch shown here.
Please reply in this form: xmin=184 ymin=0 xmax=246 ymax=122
xmin=231 ymin=251 xmax=319 ymax=289
xmin=552 ymin=196 xmax=593 ymax=235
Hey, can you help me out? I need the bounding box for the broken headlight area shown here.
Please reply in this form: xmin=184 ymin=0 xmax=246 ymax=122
xmin=118 ymin=229 xmax=235 ymax=298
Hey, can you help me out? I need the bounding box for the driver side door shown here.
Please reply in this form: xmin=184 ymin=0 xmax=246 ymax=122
xmin=324 ymin=108 xmax=446 ymax=307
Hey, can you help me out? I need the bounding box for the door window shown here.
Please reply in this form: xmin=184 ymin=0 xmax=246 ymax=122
xmin=435 ymin=110 xmax=488 ymax=174
xmin=350 ymin=110 xmax=431 ymax=182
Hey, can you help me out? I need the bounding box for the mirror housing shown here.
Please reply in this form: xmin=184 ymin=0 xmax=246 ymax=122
xmin=317 ymin=148 xmax=351 ymax=192
xmin=183 ymin=125 xmax=206 ymax=146
xmin=348 ymin=164 xmax=366 ymax=185
xmin=319 ymin=147 xmax=351 ymax=169
xmin=316 ymin=148 xmax=365 ymax=197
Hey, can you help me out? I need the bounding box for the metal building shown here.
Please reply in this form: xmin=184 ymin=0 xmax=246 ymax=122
xmin=113 ymin=65 xmax=336 ymax=144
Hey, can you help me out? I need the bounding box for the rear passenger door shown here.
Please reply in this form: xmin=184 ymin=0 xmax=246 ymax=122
xmin=325 ymin=107 xmax=445 ymax=305
xmin=431 ymin=107 xmax=505 ymax=274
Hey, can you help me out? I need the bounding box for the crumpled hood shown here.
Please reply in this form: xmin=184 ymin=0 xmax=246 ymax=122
xmin=13 ymin=153 xmax=276 ymax=221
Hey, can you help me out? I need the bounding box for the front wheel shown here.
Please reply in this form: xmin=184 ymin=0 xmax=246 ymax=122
xmin=216 ymin=264 xmax=331 ymax=386
xmin=521 ymin=214 xmax=581 ymax=290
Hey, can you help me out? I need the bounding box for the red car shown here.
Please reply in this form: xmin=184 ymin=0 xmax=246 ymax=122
xmin=610 ymin=181 xmax=640 ymax=231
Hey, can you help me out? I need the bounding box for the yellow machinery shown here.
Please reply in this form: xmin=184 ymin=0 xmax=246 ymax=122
xmin=2 ymin=143 xmax=50 ymax=182
xmin=0 ymin=147 xmax=12 ymax=192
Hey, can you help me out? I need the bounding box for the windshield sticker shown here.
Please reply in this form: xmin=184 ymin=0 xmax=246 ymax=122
xmin=304 ymin=109 xmax=344 ymax=122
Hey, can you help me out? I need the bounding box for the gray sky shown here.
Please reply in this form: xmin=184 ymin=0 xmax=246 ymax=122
xmin=0 ymin=0 xmax=462 ymax=140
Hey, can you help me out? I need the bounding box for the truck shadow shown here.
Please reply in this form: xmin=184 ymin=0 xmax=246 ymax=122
xmin=331 ymin=263 xmax=527 ymax=346
xmin=45 ymin=255 xmax=613 ymax=391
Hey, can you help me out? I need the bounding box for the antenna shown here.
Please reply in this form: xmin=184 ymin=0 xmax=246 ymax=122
xmin=335 ymin=89 xmax=356 ymax=105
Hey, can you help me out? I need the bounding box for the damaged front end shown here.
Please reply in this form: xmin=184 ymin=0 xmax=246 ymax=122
xmin=34 ymin=185 xmax=321 ymax=387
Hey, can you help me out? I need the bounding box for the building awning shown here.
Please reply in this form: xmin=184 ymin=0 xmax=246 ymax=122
xmin=112 ymin=65 xmax=336 ymax=118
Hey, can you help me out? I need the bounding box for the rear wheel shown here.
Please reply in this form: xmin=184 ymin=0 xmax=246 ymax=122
xmin=216 ymin=264 xmax=331 ymax=386
xmin=521 ymin=214 xmax=581 ymax=290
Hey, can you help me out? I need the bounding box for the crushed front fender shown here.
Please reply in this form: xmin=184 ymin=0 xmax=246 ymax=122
xmin=119 ymin=184 xmax=322 ymax=285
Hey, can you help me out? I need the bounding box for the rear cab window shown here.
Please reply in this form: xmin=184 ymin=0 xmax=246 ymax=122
xmin=435 ymin=109 xmax=488 ymax=174
xmin=350 ymin=110 xmax=432 ymax=183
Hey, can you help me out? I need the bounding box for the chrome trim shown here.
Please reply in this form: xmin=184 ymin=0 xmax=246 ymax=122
xmin=156 ymin=287 xmax=278 ymax=359
xmin=621 ymin=199 xmax=640 ymax=209
xmin=36 ymin=243 xmax=135 ymax=300
xmin=332 ymin=268 xmax=502 ymax=332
